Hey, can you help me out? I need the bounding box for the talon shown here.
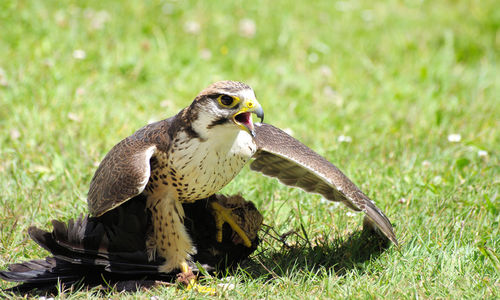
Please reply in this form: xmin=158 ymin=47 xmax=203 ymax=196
xmin=210 ymin=201 xmax=252 ymax=247
xmin=177 ymin=261 xmax=196 ymax=285
xmin=179 ymin=261 xmax=216 ymax=295
xmin=180 ymin=260 xmax=191 ymax=275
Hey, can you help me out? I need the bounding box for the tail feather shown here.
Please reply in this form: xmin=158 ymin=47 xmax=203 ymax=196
xmin=1 ymin=258 xmax=82 ymax=283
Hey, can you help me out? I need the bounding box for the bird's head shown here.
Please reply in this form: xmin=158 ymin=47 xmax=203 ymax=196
xmin=188 ymin=81 xmax=264 ymax=138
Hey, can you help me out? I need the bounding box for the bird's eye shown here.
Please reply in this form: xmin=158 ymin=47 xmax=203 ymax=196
xmin=218 ymin=95 xmax=235 ymax=107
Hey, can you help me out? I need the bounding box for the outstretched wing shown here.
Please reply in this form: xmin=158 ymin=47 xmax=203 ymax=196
xmin=251 ymin=123 xmax=398 ymax=245
xmin=88 ymin=119 xmax=172 ymax=217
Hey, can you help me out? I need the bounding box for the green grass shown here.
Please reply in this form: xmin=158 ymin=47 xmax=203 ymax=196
xmin=1 ymin=0 xmax=499 ymax=298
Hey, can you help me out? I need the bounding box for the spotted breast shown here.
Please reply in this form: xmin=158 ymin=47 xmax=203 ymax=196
xmin=145 ymin=127 xmax=257 ymax=203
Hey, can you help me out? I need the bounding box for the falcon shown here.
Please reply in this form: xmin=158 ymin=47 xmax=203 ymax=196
xmin=88 ymin=80 xmax=398 ymax=278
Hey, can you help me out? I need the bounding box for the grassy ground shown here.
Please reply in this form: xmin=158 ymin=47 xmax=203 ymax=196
xmin=1 ymin=0 xmax=499 ymax=298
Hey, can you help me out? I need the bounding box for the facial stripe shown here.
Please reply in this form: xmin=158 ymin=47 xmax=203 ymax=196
xmin=207 ymin=117 xmax=230 ymax=129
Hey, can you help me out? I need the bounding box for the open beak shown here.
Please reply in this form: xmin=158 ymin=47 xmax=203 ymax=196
xmin=233 ymin=99 xmax=264 ymax=137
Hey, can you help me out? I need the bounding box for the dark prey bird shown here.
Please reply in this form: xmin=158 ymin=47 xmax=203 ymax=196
xmin=0 ymin=194 xmax=262 ymax=293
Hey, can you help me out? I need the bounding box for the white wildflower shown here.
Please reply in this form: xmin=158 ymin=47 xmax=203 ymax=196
xmin=346 ymin=211 xmax=357 ymax=217
xmin=319 ymin=65 xmax=332 ymax=77
xmin=200 ymin=48 xmax=212 ymax=60
xmin=68 ymin=112 xmax=81 ymax=122
xmin=10 ymin=129 xmax=20 ymax=140
xmin=239 ymin=18 xmax=256 ymax=38
xmin=447 ymin=133 xmax=461 ymax=142
xmin=184 ymin=21 xmax=200 ymax=34
xmin=477 ymin=150 xmax=488 ymax=157
xmin=217 ymin=283 xmax=235 ymax=291
xmin=73 ymin=49 xmax=86 ymax=60
xmin=337 ymin=135 xmax=352 ymax=143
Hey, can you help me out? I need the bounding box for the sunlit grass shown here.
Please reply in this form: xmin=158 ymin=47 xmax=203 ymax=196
xmin=1 ymin=0 xmax=498 ymax=298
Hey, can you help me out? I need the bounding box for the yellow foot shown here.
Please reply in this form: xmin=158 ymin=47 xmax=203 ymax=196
xmin=210 ymin=201 xmax=252 ymax=247
xmin=179 ymin=261 xmax=216 ymax=295
xmin=186 ymin=282 xmax=217 ymax=295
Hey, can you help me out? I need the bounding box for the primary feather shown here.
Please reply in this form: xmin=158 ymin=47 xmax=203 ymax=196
xmin=251 ymin=123 xmax=398 ymax=245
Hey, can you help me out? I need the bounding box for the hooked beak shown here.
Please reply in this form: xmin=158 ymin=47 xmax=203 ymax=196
xmin=233 ymin=98 xmax=264 ymax=137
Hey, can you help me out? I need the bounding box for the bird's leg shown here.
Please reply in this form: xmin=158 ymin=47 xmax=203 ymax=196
xmin=147 ymin=196 xmax=195 ymax=273
xmin=147 ymin=196 xmax=216 ymax=294
xmin=210 ymin=201 xmax=252 ymax=247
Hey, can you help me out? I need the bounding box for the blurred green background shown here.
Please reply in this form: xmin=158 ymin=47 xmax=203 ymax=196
xmin=1 ymin=0 xmax=498 ymax=298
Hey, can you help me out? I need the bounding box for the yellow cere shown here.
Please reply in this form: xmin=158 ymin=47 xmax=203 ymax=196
xmin=236 ymin=99 xmax=257 ymax=114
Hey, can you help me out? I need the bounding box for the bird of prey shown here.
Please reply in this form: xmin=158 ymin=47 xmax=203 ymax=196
xmin=84 ymin=80 xmax=397 ymax=279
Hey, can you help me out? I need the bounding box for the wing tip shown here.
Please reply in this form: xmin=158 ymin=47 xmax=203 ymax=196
xmin=362 ymin=203 xmax=399 ymax=246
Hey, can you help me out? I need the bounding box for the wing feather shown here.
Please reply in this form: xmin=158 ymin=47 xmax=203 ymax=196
xmin=251 ymin=123 xmax=398 ymax=245
xmin=87 ymin=119 xmax=172 ymax=216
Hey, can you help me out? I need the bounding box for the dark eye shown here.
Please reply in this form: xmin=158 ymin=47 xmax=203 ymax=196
xmin=219 ymin=95 xmax=234 ymax=106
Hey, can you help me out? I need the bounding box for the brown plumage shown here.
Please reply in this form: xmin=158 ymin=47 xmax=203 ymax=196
xmin=88 ymin=119 xmax=172 ymax=216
